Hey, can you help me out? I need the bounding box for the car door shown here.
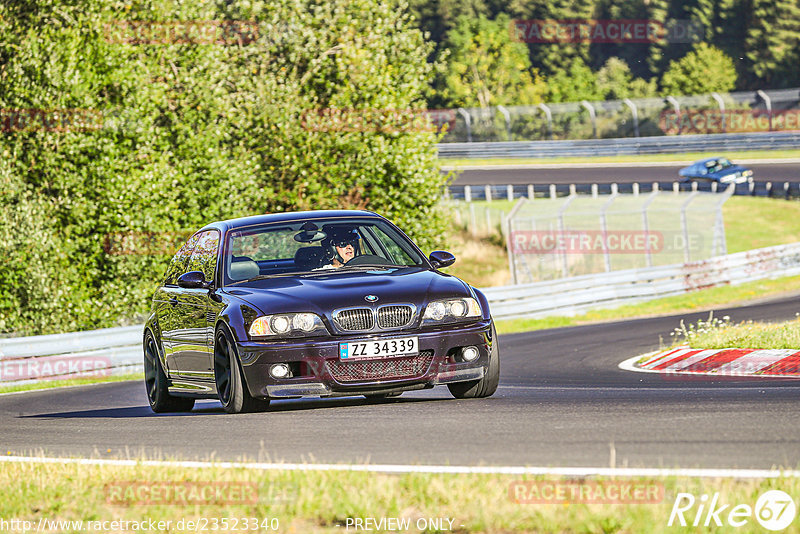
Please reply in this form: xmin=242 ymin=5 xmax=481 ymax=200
xmin=171 ymin=230 xmax=220 ymax=378
xmin=155 ymin=233 xmax=200 ymax=374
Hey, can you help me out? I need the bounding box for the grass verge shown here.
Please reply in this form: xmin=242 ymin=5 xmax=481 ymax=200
xmin=724 ymin=197 xmax=800 ymax=253
xmin=670 ymin=314 xmax=800 ymax=350
xmin=0 ymin=373 xmax=143 ymax=395
xmin=1 ymin=460 xmax=799 ymax=533
xmin=495 ymin=274 xmax=800 ymax=335
xmin=440 ymin=148 xmax=800 ymax=167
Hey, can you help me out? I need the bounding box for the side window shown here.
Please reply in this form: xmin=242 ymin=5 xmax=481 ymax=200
xmin=373 ymin=226 xmax=414 ymax=264
xmin=164 ymin=233 xmax=201 ymax=286
xmin=186 ymin=230 xmax=220 ymax=282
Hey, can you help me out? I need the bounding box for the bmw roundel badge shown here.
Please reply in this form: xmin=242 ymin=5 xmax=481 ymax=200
xmin=364 ymin=295 xmax=379 ymax=302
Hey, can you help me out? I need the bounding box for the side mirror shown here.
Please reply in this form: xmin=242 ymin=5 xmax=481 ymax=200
xmin=177 ymin=271 xmax=212 ymax=289
xmin=429 ymin=250 xmax=456 ymax=269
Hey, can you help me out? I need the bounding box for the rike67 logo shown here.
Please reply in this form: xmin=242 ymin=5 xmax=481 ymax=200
xmin=669 ymin=490 xmax=797 ymax=531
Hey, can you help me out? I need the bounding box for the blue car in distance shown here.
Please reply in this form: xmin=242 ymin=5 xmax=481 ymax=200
xmin=678 ymin=157 xmax=754 ymax=184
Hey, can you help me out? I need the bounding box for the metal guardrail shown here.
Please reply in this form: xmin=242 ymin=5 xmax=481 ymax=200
xmin=437 ymin=131 xmax=800 ymax=159
xmin=3 ymin=241 xmax=800 ymax=383
xmin=447 ymin=181 xmax=800 ymax=201
xmin=483 ymin=242 xmax=800 ymax=319
xmin=0 ymin=326 xmax=143 ymax=385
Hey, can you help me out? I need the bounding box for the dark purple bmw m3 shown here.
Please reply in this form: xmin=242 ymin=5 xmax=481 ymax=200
xmin=143 ymin=210 xmax=499 ymax=413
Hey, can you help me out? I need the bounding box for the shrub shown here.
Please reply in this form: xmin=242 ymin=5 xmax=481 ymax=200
xmin=0 ymin=0 xmax=446 ymax=335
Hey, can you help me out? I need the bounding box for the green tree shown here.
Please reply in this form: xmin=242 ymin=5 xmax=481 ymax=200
xmin=507 ymin=0 xmax=597 ymax=76
xmin=660 ymin=43 xmax=737 ymax=95
xmin=545 ymin=57 xmax=603 ymax=103
xmin=743 ymin=0 xmax=800 ymax=87
xmin=0 ymin=0 xmax=447 ymax=334
xmin=596 ymin=57 xmax=657 ymax=99
xmin=407 ymin=0 xmax=489 ymax=44
xmin=434 ymin=13 xmax=546 ymax=108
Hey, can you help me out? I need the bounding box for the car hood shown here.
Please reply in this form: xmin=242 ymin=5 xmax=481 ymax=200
xmin=221 ymin=267 xmax=472 ymax=316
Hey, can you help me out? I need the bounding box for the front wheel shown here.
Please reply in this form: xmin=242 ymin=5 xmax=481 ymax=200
xmin=143 ymin=331 xmax=195 ymax=413
xmin=214 ymin=327 xmax=270 ymax=414
xmin=448 ymin=323 xmax=500 ymax=399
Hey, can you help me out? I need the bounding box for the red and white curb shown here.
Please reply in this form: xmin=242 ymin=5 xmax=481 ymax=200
xmin=619 ymin=346 xmax=800 ymax=378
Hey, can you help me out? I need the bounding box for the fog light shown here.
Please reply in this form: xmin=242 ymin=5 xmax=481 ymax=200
xmin=461 ymin=346 xmax=479 ymax=362
xmin=269 ymin=363 xmax=291 ymax=379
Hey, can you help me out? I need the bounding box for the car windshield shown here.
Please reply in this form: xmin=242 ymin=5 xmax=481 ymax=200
xmin=223 ymin=218 xmax=427 ymax=285
xmin=705 ymin=158 xmax=732 ymax=172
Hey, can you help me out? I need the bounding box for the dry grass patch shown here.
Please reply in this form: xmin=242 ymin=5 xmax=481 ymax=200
xmin=3 ymin=459 xmax=800 ymax=533
xmin=443 ymin=229 xmax=511 ymax=288
xmin=671 ymin=313 xmax=800 ymax=350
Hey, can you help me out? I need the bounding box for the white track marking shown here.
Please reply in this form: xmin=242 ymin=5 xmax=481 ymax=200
xmin=1 ymin=455 xmax=799 ymax=478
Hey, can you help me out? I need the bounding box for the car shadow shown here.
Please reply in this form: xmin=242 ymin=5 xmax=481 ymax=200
xmin=19 ymin=406 xmax=217 ymax=419
xmin=18 ymin=395 xmax=449 ymax=419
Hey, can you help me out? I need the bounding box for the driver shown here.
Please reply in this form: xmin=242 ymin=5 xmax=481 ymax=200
xmin=324 ymin=227 xmax=361 ymax=268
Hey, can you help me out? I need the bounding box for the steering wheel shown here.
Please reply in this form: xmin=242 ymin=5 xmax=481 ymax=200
xmin=346 ymin=254 xmax=392 ymax=266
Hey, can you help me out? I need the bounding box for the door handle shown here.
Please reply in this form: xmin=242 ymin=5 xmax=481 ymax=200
xmin=169 ymin=297 xmax=178 ymax=306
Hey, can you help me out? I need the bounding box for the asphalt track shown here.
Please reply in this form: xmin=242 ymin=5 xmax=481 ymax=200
xmin=2 ymin=296 xmax=799 ymax=469
xmin=451 ymin=162 xmax=800 ymax=185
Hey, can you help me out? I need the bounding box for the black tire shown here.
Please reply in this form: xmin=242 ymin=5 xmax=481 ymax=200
xmin=448 ymin=323 xmax=500 ymax=399
xmin=143 ymin=331 xmax=195 ymax=413
xmin=214 ymin=327 xmax=270 ymax=414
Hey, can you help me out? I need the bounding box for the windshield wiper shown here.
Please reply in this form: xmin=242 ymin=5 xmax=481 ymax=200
xmin=339 ymin=264 xmax=403 ymax=271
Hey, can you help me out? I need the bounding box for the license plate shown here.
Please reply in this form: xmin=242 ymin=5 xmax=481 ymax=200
xmin=339 ymin=336 xmax=418 ymax=360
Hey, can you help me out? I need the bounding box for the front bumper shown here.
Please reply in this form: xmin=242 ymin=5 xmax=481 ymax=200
xmin=236 ymin=321 xmax=492 ymax=398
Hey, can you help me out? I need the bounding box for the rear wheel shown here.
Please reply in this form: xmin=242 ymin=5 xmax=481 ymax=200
xmin=143 ymin=331 xmax=195 ymax=413
xmin=448 ymin=323 xmax=500 ymax=399
xmin=214 ymin=327 xmax=270 ymax=414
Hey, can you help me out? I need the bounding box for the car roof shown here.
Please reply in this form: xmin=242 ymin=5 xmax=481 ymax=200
xmin=198 ymin=210 xmax=384 ymax=234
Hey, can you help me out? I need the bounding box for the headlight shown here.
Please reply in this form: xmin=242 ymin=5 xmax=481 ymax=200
xmin=422 ymin=298 xmax=481 ymax=325
xmin=249 ymin=313 xmax=328 ymax=338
